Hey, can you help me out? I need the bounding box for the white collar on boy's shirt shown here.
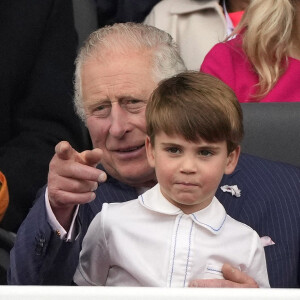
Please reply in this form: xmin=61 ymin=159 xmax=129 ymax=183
xmin=139 ymin=183 xmax=227 ymax=235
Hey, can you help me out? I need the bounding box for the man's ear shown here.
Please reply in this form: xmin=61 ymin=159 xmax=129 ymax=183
xmin=145 ymin=136 xmax=155 ymax=168
xmin=224 ymin=146 xmax=241 ymax=175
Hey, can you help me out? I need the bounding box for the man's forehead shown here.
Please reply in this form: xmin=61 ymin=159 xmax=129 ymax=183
xmin=83 ymin=51 xmax=153 ymax=77
xmin=84 ymin=72 xmax=152 ymax=96
xmin=85 ymin=46 xmax=153 ymax=65
xmin=82 ymin=52 xmax=156 ymax=98
xmin=82 ymin=72 xmax=156 ymax=107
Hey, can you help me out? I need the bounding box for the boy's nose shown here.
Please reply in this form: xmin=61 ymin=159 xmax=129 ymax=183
xmin=180 ymin=157 xmax=197 ymax=174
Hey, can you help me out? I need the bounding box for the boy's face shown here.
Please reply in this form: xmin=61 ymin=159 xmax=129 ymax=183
xmin=146 ymin=132 xmax=240 ymax=214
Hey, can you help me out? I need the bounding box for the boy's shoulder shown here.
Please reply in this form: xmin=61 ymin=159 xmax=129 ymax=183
xmin=102 ymin=197 xmax=141 ymax=215
xmin=224 ymin=213 xmax=261 ymax=242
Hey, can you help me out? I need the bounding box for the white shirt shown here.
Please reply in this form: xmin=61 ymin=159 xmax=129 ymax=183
xmin=73 ymin=184 xmax=269 ymax=287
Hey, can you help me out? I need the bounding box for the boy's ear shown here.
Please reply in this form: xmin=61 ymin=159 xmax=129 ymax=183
xmin=224 ymin=146 xmax=241 ymax=175
xmin=145 ymin=136 xmax=155 ymax=168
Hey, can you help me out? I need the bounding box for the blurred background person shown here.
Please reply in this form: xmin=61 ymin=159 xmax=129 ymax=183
xmin=201 ymin=0 xmax=300 ymax=102
xmin=144 ymin=0 xmax=251 ymax=70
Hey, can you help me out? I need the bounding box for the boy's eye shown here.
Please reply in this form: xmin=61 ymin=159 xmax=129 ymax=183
xmin=199 ymin=150 xmax=213 ymax=156
xmin=167 ymin=147 xmax=181 ymax=154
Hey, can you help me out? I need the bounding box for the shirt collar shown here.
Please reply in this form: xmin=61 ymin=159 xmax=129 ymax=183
xmin=139 ymin=184 xmax=181 ymax=215
xmin=139 ymin=184 xmax=226 ymax=235
xmin=190 ymin=197 xmax=227 ymax=234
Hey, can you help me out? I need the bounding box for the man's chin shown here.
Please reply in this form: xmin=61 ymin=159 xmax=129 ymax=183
xmin=103 ymin=163 xmax=156 ymax=187
xmin=119 ymin=171 xmax=156 ymax=187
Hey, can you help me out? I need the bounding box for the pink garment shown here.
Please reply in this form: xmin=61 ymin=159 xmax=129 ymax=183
xmin=200 ymin=35 xmax=300 ymax=102
xmin=228 ymin=11 xmax=244 ymax=28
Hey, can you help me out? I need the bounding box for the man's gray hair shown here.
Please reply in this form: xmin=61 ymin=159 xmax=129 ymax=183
xmin=74 ymin=22 xmax=186 ymax=122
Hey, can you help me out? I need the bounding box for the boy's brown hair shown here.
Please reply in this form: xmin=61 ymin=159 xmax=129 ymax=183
xmin=146 ymin=71 xmax=244 ymax=153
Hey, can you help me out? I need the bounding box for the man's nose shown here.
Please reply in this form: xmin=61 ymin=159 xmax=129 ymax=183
xmin=109 ymin=105 xmax=129 ymax=138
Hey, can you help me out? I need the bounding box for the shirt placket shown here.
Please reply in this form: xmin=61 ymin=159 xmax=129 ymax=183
xmin=167 ymin=214 xmax=194 ymax=287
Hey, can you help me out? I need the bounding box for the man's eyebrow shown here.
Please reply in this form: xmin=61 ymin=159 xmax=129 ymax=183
xmin=85 ymin=97 xmax=110 ymax=105
xmin=119 ymin=96 xmax=145 ymax=101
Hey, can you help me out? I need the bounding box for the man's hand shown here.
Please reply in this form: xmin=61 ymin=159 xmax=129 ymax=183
xmin=48 ymin=141 xmax=107 ymax=230
xmin=188 ymin=263 xmax=259 ymax=288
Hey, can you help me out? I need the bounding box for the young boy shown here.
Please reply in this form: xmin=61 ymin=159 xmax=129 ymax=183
xmin=73 ymin=72 xmax=270 ymax=287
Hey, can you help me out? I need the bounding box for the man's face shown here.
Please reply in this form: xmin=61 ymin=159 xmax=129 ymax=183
xmin=82 ymin=51 xmax=157 ymax=187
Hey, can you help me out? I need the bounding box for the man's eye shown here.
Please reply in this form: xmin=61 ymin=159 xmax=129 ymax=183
xmin=123 ymin=99 xmax=146 ymax=113
xmin=127 ymin=99 xmax=141 ymax=104
xmin=92 ymin=105 xmax=111 ymax=118
xmin=96 ymin=105 xmax=106 ymax=111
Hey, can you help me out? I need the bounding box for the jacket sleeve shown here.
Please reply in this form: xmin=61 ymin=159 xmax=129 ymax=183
xmin=8 ymin=186 xmax=83 ymax=285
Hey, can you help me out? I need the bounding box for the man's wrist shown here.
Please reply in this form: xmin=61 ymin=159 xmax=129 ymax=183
xmin=45 ymin=188 xmax=79 ymax=241
xmin=50 ymin=202 xmax=76 ymax=232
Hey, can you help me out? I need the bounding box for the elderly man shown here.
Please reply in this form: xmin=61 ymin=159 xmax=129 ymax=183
xmin=9 ymin=23 xmax=300 ymax=287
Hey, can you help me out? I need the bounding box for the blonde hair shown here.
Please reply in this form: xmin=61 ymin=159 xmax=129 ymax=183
xmin=74 ymin=23 xmax=186 ymax=121
xmin=146 ymin=72 xmax=244 ymax=153
xmin=232 ymin=0 xmax=296 ymax=99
